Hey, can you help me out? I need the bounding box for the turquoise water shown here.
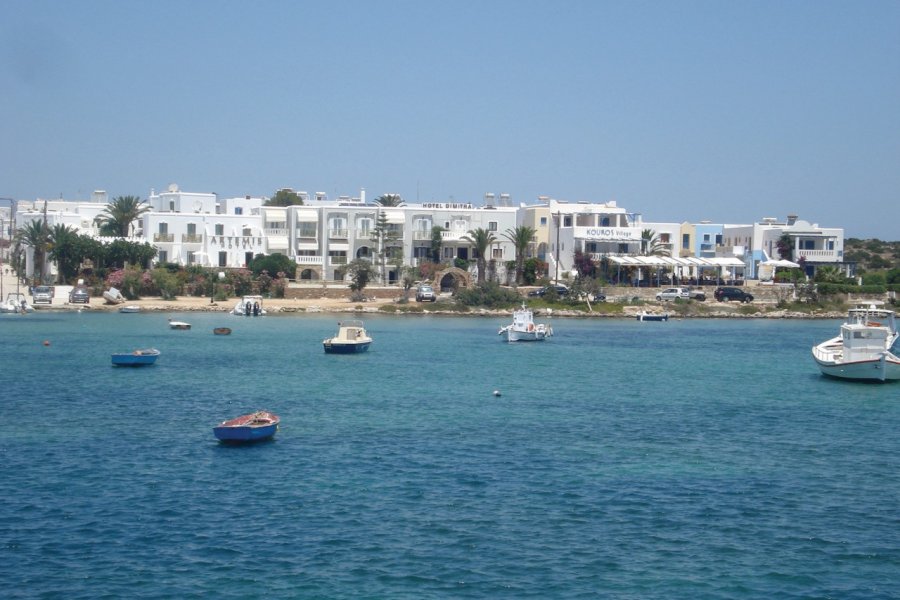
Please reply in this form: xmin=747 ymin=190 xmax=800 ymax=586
xmin=1 ymin=312 xmax=898 ymax=599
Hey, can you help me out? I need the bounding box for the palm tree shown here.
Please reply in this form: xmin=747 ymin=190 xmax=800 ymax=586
xmin=462 ymin=227 xmax=496 ymax=285
xmin=16 ymin=220 xmax=50 ymax=284
xmin=374 ymin=194 xmax=404 ymax=207
xmin=503 ymin=225 xmax=536 ymax=285
xmin=640 ymin=229 xmax=669 ymax=256
xmin=47 ymin=224 xmax=80 ymax=283
xmin=94 ymin=195 xmax=150 ymax=237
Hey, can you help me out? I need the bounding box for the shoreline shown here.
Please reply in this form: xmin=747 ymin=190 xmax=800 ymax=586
xmin=28 ymin=296 xmax=849 ymax=320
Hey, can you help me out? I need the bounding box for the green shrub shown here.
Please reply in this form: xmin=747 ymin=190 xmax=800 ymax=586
xmin=454 ymin=282 xmax=521 ymax=308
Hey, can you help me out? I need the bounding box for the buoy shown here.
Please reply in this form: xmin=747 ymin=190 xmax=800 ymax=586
xmin=43 ymin=340 xmax=50 ymax=346
xmin=493 ymin=390 xmax=501 ymax=397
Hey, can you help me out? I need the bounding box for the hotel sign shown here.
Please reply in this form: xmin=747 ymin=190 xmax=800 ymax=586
xmin=575 ymin=226 xmax=641 ymax=241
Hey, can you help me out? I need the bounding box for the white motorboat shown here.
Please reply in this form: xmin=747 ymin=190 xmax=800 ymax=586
xmin=233 ymin=295 xmax=266 ymax=316
xmin=323 ymin=320 xmax=372 ymax=353
xmin=168 ymin=319 xmax=191 ymax=330
xmin=1 ymin=293 xmax=34 ymax=313
xmin=498 ymin=303 xmax=552 ymax=342
xmin=812 ymin=304 xmax=900 ymax=382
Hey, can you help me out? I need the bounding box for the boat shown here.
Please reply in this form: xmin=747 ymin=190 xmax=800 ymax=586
xmin=636 ymin=311 xmax=669 ymax=322
xmin=119 ymin=305 xmax=141 ymax=313
xmin=111 ymin=348 xmax=160 ymax=366
xmin=213 ymin=410 xmax=279 ymax=443
xmin=323 ymin=320 xmax=372 ymax=353
xmin=102 ymin=287 xmax=126 ymax=304
xmin=233 ymin=295 xmax=266 ymax=316
xmin=168 ymin=319 xmax=191 ymax=330
xmin=1 ymin=293 xmax=34 ymax=314
xmin=213 ymin=327 xmax=232 ymax=335
xmin=498 ymin=303 xmax=552 ymax=342
xmin=812 ymin=304 xmax=900 ymax=382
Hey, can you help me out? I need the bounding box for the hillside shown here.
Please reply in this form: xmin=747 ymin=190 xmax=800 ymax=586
xmin=844 ymin=238 xmax=900 ymax=271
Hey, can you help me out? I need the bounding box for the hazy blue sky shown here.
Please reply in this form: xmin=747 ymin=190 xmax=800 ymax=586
xmin=2 ymin=1 xmax=898 ymax=239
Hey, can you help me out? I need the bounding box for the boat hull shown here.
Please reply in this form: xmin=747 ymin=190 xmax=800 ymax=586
xmin=637 ymin=313 xmax=669 ymax=321
xmin=213 ymin=423 xmax=278 ymax=442
xmin=323 ymin=341 xmax=371 ymax=354
xmin=813 ymin=352 xmax=900 ymax=382
xmin=506 ymin=329 xmax=548 ymax=342
xmin=111 ymin=349 xmax=160 ymax=366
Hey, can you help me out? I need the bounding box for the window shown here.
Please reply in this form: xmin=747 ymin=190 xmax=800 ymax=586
xmin=563 ymin=216 xmax=572 ymax=227
xmin=187 ymin=251 xmax=196 ymax=264
xmin=715 ymin=234 xmax=723 ymax=245
xmin=682 ymin=233 xmax=690 ymax=249
xmin=488 ymin=221 xmax=497 ymax=231
xmin=540 ymin=217 xmax=547 ymax=226
xmin=158 ymin=250 xmax=168 ymax=263
xmin=492 ymin=247 xmax=503 ymax=259
xmin=703 ymin=234 xmax=711 ymax=242
xmin=242 ymin=228 xmax=252 ymax=237
xmin=215 ymin=224 xmax=224 ymax=235
xmin=601 ymin=217 xmax=610 ymax=226
xmin=298 ymin=222 xmax=317 ymax=238
xmin=235 ymin=207 xmax=243 ymax=215
xmin=218 ymin=251 xmax=227 ymax=267
xmin=159 ymin=223 xmax=168 ymax=234
xmin=169 ymin=201 xmax=175 ymax=211
xmin=187 ymin=223 xmax=196 ymax=235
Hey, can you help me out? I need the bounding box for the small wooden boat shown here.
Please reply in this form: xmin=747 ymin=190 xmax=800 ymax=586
xmin=213 ymin=411 xmax=280 ymax=443
xmin=213 ymin=327 xmax=232 ymax=335
xmin=323 ymin=320 xmax=372 ymax=353
xmin=111 ymin=348 xmax=160 ymax=366
xmin=168 ymin=319 xmax=191 ymax=330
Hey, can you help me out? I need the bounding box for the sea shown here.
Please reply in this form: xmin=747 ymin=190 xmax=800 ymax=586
xmin=1 ymin=311 xmax=898 ymax=599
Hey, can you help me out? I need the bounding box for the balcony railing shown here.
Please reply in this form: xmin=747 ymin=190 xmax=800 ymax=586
xmin=797 ymin=249 xmax=839 ymax=261
xmin=413 ymin=231 xmax=432 ymax=241
xmin=329 ymin=256 xmax=348 ymax=265
xmin=181 ymin=233 xmax=202 ymax=243
xmin=329 ymin=229 xmax=348 ymax=239
xmin=265 ymin=228 xmax=288 ymax=236
xmin=295 ymin=255 xmax=324 ymax=265
xmin=441 ymin=230 xmax=469 ymax=241
xmin=154 ymin=233 xmax=174 ymax=242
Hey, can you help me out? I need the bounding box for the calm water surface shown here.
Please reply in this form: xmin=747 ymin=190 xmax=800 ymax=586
xmin=1 ymin=312 xmax=898 ymax=599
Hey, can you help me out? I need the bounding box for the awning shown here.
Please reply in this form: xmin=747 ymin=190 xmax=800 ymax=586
xmin=263 ymin=208 xmax=287 ymax=222
xmin=295 ymin=209 xmax=318 ymax=221
xmin=267 ymin=237 xmax=288 ymax=250
xmin=379 ymin=209 xmax=404 ymax=224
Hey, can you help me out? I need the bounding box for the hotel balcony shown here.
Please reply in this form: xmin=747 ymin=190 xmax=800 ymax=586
xmin=265 ymin=228 xmax=288 ymax=236
xmin=413 ymin=231 xmax=432 ymax=241
xmin=153 ymin=233 xmax=174 ymax=243
xmin=796 ymin=249 xmax=840 ymax=262
xmin=328 ymin=256 xmax=348 ymax=266
xmin=181 ymin=233 xmax=202 ymax=243
xmin=441 ymin=230 xmax=469 ymax=242
xmin=329 ymin=229 xmax=348 ymax=239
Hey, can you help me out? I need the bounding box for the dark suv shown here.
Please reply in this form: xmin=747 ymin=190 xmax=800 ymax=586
xmin=527 ymin=284 xmax=569 ymax=298
xmin=69 ymin=287 xmax=90 ymax=304
xmin=714 ymin=287 xmax=753 ymax=303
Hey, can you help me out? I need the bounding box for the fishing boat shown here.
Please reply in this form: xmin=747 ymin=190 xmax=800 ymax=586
xmin=636 ymin=311 xmax=669 ymax=322
xmin=1 ymin=293 xmax=34 ymax=314
xmin=102 ymin=287 xmax=125 ymax=304
xmin=213 ymin=411 xmax=280 ymax=443
xmin=233 ymin=295 xmax=266 ymax=316
xmin=213 ymin=327 xmax=232 ymax=335
xmin=168 ymin=319 xmax=191 ymax=330
xmin=498 ymin=303 xmax=552 ymax=342
xmin=323 ymin=320 xmax=372 ymax=353
xmin=111 ymin=348 xmax=160 ymax=366
xmin=811 ymin=304 xmax=900 ymax=382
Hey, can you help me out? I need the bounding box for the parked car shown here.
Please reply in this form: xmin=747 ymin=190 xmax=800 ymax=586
xmin=714 ymin=287 xmax=754 ymax=303
xmin=32 ymin=285 xmax=53 ymax=305
xmin=69 ymin=287 xmax=90 ymax=304
xmin=415 ymin=284 xmax=436 ymax=302
xmin=655 ymin=287 xmax=704 ymax=302
xmin=527 ymin=284 xmax=569 ymax=298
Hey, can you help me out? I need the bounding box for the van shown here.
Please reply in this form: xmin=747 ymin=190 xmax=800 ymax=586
xmin=33 ymin=285 xmax=54 ymax=305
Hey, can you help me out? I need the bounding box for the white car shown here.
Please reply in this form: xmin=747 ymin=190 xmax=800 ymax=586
xmin=416 ymin=285 xmax=436 ymax=302
xmin=655 ymin=287 xmax=705 ymax=302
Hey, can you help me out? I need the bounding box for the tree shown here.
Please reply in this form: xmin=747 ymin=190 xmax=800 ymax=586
xmin=346 ymin=258 xmax=376 ymax=301
xmin=374 ymin=194 xmax=403 ymax=207
xmin=640 ymin=229 xmax=669 ymax=256
xmin=776 ymin=233 xmax=794 ymax=262
xmin=249 ymin=253 xmax=297 ymax=279
xmin=371 ymin=211 xmax=401 ymax=282
xmin=430 ymin=225 xmax=445 ymax=263
xmin=47 ymin=224 xmax=81 ymax=283
xmin=267 ymin=189 xmax=304 ymax=206
xmin=94 ymin=196 xmax=150 ymax=237
xmin=15 ymin=220 xmax=49 ymax=284
xmin=503 ymin=225 xmax=536 ymax=285
xmin=462 ymin=227 xmax=497 ymax=285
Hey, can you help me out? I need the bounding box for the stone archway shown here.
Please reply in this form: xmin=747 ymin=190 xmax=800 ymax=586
xmin=299 ymin=268 xmax=320 ymax=281
xmin=433 ymin=266 xmax=471 ymax=293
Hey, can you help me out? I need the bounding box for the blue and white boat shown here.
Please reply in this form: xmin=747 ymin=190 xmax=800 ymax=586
xmin=812 ymin=304 xmax=900 ymax=382
xmin=323 ymin=320 xmax=372 ymax=353
xmin=111 ymin=348 xmax=160 ymax=367
xmin=213 ymin=411 xmax=280 ymax=443
xmin=498 ymin=303 xmax=552 ymax=342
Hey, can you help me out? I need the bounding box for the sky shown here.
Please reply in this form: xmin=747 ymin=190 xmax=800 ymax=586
xmin=2 ymin=0 xmax=899 ymax=240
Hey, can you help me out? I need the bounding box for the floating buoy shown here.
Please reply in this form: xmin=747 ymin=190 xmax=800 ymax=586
xmin=43 ymin=340 xmax=51 ymax=346
xmin=493 ymin=390 xmax=501 ymax=397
